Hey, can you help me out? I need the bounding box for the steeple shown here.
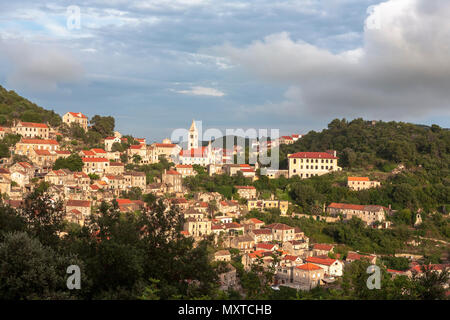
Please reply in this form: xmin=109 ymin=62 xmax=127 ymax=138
xmin=188 ymin=120 xmax=198 ymax=150
xmin=189 ymin=119 xmax=197 ymax=132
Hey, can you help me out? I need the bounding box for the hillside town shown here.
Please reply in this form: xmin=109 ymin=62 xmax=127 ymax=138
xmin=0 ymin=113 xmax=448 ymax=296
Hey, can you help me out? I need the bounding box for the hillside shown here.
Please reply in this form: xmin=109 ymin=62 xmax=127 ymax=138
xmin=0 ymin=85 xmax=62 ymax=127
xmin=278 ymin=118 xmax=450 ymax=173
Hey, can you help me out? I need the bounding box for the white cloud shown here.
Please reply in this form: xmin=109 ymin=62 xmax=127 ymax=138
xmin=174 ymin=86 xmax=225 ymax=97
xmin=218 ymin=0 xmax=450 ymax=119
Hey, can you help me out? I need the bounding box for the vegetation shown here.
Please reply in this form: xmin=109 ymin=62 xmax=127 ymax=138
xmin=0 ymin=85 xmax=62 ymax=127
xmin=53 ymin=154 xmax=84 ymax=172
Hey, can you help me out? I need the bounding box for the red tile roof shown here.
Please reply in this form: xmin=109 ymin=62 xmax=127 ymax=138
xmin=21 ymin=138 xmax=59 ymax=145
xmin=91 ymin=148 xmax=106 ymax=153
xmin=66 ymin=200 xmax=91 ymax=207
xmin=154 ymin=143 xmax=176 ymax=148
xmin=306 ymin=256 xmax=338 ymax=266
xmin=17 ymin=122 xmax=48 ymax=128
xmin=256 ymin=243 xmax=276 ymax=250
xmin=33 ymin=149 xmax=52 ymax=156
xmin=296 ymin=263 xmax=322 ymax=271
xmin=82 ymin=157 xmax=108 ymax=162
xmin=313 ymin=243 xmax=334 ymax=251
xmin=17 ymin=162 xmax=33 ymax=168
xmin=348 ymin=177 xmax=370 ymax=182
xmin=288 ymin=152 xmax=338 ymax=159
xmin=68 ymin=112 xmax=87 ymax=119
xmin=81 ymin=150 xmax=96 ymax=156
xmin=328 ymin=202 xmax=365 ymax=211
xmin=252 ymin=228 xmax=272 ymax=235
xmin=248 ymin=218 xmax=264 ymax=224
xmin=165 ymin=170 xmax=181 ymax=175
xmin=109 ymin=162 xmax=124 ymax=166
xmin=266 ymin=223 xmax=294 ymax=230
xmin=176 ymin=164 xmax=193 ymax=168
xmin=116 ymin=198 xmax=133 ymax=205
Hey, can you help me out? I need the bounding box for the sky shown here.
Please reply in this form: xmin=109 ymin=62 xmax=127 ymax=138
xmin=0 ymin=0 xmax=449 ymax=143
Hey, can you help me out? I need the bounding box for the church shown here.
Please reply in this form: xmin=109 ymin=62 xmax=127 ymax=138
xmin=177 ymin=120 xmax=215 ymax=166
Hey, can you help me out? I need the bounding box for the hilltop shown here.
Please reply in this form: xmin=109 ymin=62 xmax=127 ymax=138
xmin=278 ymin=118 xmax=450 ymax=174
xmin=0 ymin=86 xmax=61 ymax=127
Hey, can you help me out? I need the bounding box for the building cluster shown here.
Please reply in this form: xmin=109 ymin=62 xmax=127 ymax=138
xmin=2 ymin=113 xmax=442 ymax=294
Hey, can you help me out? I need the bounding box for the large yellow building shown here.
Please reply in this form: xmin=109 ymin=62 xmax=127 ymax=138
xmin=288 ymin=151 xmax=341 ymax=178
xmin=63 ymin=112 xmax=88 ymax=131
xmin=14 ymin=122 xmax=49 ymax=139
xmin=14 ymin=138 xmax=60 ymax=157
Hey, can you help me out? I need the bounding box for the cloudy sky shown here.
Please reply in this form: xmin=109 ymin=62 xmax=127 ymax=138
xmin=0 ymin=0 xmax=449 ymax=142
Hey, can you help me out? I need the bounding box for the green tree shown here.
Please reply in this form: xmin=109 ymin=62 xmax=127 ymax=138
xmin=0 ymin=232 xmax=81 ymax=300
xmin=90 ymin=115 xmax=115 ymax=137
xmin=53 ymin=154 xmax=84 ymax=172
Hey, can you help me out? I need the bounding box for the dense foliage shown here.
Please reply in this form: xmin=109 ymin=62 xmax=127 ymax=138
xmin=0 ymin=190 xmax=223 ymax=299
xmin=0 ymin=85 xmax=61 ymax=127
xmin=53 ymin=154 xmax=84 ymax=172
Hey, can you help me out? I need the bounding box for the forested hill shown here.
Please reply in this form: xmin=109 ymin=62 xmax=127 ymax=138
xmin=0 ymin=85 xmax=61 ymax=127
xmin=279 ymin=118 xmax=450 ymax=172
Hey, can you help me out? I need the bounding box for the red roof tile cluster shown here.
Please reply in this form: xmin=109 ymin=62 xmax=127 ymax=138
xmin=288 ymin=152 xmax=337 ymax=159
